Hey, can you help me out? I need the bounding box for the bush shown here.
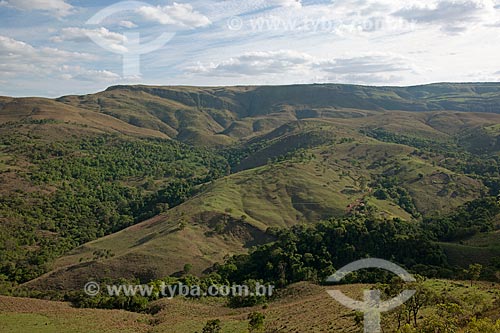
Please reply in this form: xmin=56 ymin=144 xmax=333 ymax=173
xmin=201 ymin=319 xmax=222 ymax=333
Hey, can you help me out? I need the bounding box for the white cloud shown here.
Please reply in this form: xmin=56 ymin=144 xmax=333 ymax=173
xmin=393 ymin=0 xmax=498 ymax=33
xmin=52 ymin=27 xmax=128 ymax=53
xmin=268 ymin=0 xmax=302 ymax=9
xmin=335 ymin=73 xmax=404 ymax=85
xmin=59 ymin=66 xmax=121 ymax=82
xmin=137 ymin=2 xmax=211 ymax=28
xmin=119 ymin=20 xmax=137 ymax=29
xmin=315 ymin=53 xmax=418 ymax=84
xmin=227 ymin=0 xmax=497 ymax=36
xmin=209 ymin=0 xmax=418 ymax=39
xmin=315 ymin=54 xmax=415 ymax=74
xmin=41 ymin=47 xmax=96 ymax=61
xmin=186 ymin=50 xmax=416 ymax=86
xmin=0 ymin=35 xmax=35 ymax=56
xmin=0 ymin=35 xmax=117 ymax=83
xmin=0 ymin=35 xmax=93 ymax=60
xmin=486 ymin=20 xmax=500 ymax=26
xmin=196 ymin=0 xmax=303 ymax=22
xmin=3 ymin=0 xmax=73 ymax=17
xmin=188 ymin=50 xmax=313 ymax=76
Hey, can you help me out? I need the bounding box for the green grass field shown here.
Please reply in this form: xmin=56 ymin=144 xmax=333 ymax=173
xmin=2 ymin=279 xmax=499 ymax=333
xmin=0 ymin=296 xmax=150 ymax=333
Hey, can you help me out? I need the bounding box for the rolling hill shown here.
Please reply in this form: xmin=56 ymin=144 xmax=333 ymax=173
xmin=1 ymin=83 xmax=500 ymax=291
xmin=54 ymin=82 xmax=500 ymax=145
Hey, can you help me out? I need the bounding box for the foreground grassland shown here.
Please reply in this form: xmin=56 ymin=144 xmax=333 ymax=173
xmin=0 ymin=296 xmax=150 ymax=333
xmin=1 ymin=280 xmax=499 ymax=333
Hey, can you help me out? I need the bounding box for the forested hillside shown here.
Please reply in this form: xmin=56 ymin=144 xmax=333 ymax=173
xmin=0 ymin=83 xmax=499 ymax=294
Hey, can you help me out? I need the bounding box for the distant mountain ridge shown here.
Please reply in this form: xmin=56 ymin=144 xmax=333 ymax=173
xmin=55 ymin=82 xmax=500 ymax=145
xmin=101 ymin=82 xmax=500 ymax=112
xmin=2 ymin=83 xmax=500 ymax=147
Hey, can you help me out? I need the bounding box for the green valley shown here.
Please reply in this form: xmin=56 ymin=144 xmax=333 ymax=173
xmin=1 ymin=83 xmax=500 ymax=332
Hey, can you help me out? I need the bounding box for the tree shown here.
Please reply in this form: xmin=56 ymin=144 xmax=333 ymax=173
xmin=467 ymin=264 xmax=482 ymax=286
xmin=382 ymin=276 xmax=436 ymax=329
xmin=405 ymin=281 xmax=436 ymax=327
xmin=419 ymin=303 xmax=462 ymax=333
xmin=183 ymin=263 xmax=193 ymax=275
xmin=374 ymin=188 xmax=388 ymax=200
xmin=248 ymin=312 xmax=265 ymax=333
xmin=354 ymin=311 xmax=364 ymax=330
xmin=466 ymin=318 xmax=500 ymax=333
xmin=202 ymin=319 xmax=222 ymax=333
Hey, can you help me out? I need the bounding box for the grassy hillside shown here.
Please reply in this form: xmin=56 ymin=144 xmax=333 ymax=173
xmin=26 ymin=116 xmax=492 ymax=290
xmin=0 ymin=295 xmax=150 ymax=333
xmin=441 ymin=230 xmax=500 ymax=267
xmin=3 ymin=83 xmax=500 ymax=147
xmin=0 ymin=132 xmax=228 ymax=283
xmin=1 ymin=280 xmax=499 ymax=333
xmin=0 ymin=83 xmax=499 ymax=292
xmin=0 ymin=96 xmax=168 ymax=139
xmin=51 ymin=83 xmax=500 ymax=146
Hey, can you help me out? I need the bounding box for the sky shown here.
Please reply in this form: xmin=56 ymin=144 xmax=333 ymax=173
xmin=0 ymin=0 xmax=499 ymax=97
